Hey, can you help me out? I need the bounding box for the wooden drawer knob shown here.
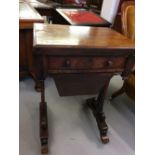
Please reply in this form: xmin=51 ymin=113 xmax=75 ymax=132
xmin=107 ymin=60 xmax=113 ymax=67
xmin=64 ymin=59 xmax=71 ymax=67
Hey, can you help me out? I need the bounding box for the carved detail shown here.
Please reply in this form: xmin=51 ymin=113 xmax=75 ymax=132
xmin=85 ymin=78 xmax=111 ymax=143
xmin=86 ymin=97 xmax=109 ymax=143
xmin=39 ymin=81 xmax=48 ymax=154
xmin=122 ymin=54 xmax=135 ymax=79
xmin=41 ymin=138 xmax=48 ymax=154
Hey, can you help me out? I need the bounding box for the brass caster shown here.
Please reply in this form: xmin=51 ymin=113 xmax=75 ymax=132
xmin=101 ymin=136 xmax=109 ymax=144
xmin=41 ymin=145 xmax=48 ymax=154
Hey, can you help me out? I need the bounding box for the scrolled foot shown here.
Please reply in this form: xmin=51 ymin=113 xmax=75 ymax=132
xmin=101 ymin=136 xmax=109 ymax=144
xmin=40 ymin=101 xmax=48 ymax=154
xmin=41 ymin=146 xmax=48 ymax=154
xmin=86 ymin=97 xmax=110 ymax=144
xmin=41 ymin=138 xmax=48 ymax=154
xmin=97 ymin=119 xmax=109 ymax=144
xmin=41 ymin=145 xmax=48 ymax=154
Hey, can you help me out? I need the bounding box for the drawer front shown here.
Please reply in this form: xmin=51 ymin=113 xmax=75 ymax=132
xmin=47 ymin=56 xmax=126 ymax=71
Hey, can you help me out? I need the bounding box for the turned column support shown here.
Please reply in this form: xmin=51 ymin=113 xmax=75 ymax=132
xmin=34 ymin=55 xmax=49 ymax=154
xmin=39 ymin=80 xmax=48 ymax=154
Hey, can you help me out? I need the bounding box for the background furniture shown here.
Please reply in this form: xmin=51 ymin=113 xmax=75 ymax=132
xmin=19 ymin=0 xmax=108 ymax=79
xmin=89 ymin=0 xmax=103 ymax=14
xmin=111 ymin=1 xmax=135 ymax=100
xmin=52 ymin=8 xmax=110 ymax=26
xmin=33 ymin=23 xmax=134 ymax=153
xmin=19 ymin=2 xmax=44 ymax=78
xmin=54 ymin=0 xmax=103 ymax=14
xmin=112 ymin=0 xmax=134 ymax=33
xmin=25 ymin=0 xmax=60 ymax=23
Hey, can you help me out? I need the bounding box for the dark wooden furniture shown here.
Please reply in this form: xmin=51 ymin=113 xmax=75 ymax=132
xmin=52 ymin=8 xmax=110 ymax=26
xmin=88 ymin=0 xmax=103 ymax=14
xmin=55 ymin=0 xmax=103 ymax=14
xmin=33 ymin=23 xmax=135 ymax=153
xmin=112 ymin=0 xmax=134 ymax=33
xmin=111 ymin=1 xmax=135 ymax=100
xmin=19 ymin=0 xmax=106 ymax=79
xmin=25 ymin=0 xmax=59 ymax=23
xmin=19 ymin=2 xmax=44 ymax=78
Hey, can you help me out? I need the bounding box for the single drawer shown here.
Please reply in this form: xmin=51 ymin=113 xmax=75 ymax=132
xmin=47 ymin=56 xmax=126 ymax=70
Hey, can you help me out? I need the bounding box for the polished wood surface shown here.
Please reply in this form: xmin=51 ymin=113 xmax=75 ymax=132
xmin=111 ymin=1 xmax=135 ymax=101
xmin=20 ymin=0 xmax=58 ymax=23
xmin=19 ymin=2 xmax=44 ymax=28
xmin=34 ymin=23 xmax=133 ymax=48
xmin=52 ymin=8 xmax=110 ymax=26
xmin=112 ymin=0 xmax=134 ymax=33
xmin=33 ymin=23 xmax=135 ymax=153
xmin=19 ymin=2 xmax=44 ymax=78
xmin=121 ymin=1 xmax=135 ymax=40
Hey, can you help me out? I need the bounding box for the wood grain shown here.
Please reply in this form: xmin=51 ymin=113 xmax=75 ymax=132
xmin=33 ymin=23 xmax=134 ymax=49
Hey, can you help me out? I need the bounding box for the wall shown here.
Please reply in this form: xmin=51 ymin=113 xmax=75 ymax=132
xmin=100 ymin=0 xmax=120 ymax=24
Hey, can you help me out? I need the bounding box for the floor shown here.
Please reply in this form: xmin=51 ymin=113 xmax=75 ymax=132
xmin=19 ymin=75 xmax=135 ymax=155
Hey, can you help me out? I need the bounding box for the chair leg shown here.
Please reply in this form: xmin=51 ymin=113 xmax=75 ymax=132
xmin=111 ymin=84 xmax=125 ymax=100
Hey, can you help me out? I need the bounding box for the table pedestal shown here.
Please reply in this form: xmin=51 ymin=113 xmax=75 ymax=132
xmin=33 ymin=23 xmax=134 ymax=154
xmin=39 ymin=81 xmax=48 ymax=154
xmin=86 ymin=78 xmax=110 ymax=143
xmin=38 ymin=77 xmax=111 ymax=153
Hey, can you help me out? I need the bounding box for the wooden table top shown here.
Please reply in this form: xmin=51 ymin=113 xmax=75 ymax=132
xmin=19 ymin=2 xmax=44 ymax=28
xmin=26 ymin=0 xmax=59 ymax=9
xmin=33 ymin=23 xmax=134 ymax=51
xmin=56 ymin=8 xmax=110 ymax=26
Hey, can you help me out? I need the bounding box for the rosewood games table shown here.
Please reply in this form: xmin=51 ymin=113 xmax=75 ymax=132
xmin=33 ymin=23 xmax=134 ymax=153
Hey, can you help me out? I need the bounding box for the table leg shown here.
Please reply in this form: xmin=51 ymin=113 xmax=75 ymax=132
xmin=39 ymin=80 xmax=48 ymax=154
xmin=86 ymin=79 xmax=110 ymax=144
